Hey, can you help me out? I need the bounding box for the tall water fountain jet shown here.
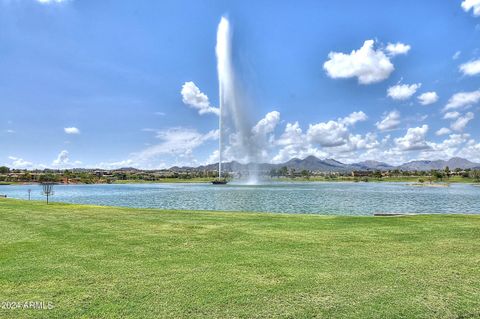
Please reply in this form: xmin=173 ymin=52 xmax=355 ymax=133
xmin=215 ymin=16 xmax=259 ymax=184
xmin=215 ymin=17 xmax=230 ymax=181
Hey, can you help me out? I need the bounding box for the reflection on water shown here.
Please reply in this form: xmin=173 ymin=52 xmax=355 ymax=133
xmin=1 ymin=182 xmax=479 ymax=216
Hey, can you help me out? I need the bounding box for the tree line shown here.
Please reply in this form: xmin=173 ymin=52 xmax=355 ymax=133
xmin=1 ymin=166 xmax=479 ymax=183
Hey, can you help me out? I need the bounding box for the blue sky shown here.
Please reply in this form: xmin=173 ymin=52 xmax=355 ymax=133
xmin=1 ymin=0 xmax=480 ymax=169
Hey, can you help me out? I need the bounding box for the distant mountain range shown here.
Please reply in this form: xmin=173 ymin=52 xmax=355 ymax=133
xmin=169 ymin=156 xmax=480 ymax=173
xmin=396 ymin=157 xmax=480 ymax=171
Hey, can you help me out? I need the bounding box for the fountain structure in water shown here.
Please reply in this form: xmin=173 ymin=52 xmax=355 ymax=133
xmin=212 ymin=16 xmax=259 ymax=185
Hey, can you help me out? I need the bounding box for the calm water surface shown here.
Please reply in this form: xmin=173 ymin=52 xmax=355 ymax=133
xmin=1 ymin=182 xmax=479 ymax=216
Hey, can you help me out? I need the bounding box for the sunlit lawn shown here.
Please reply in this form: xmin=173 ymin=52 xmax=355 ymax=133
xmin=1 ymin=198 xmax=479 ymax=318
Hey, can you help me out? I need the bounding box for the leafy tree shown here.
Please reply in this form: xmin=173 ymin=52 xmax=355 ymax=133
xmin=373 ymin=170 xmax=382 ymax=179
xmin=38 ymin=173 xmax=59 ymax=183
xmin=0 ymin=166 xmax=10 ymax=174
xmin=444 ymin=166 xmax=450 ymax=178
xmin=471 ymin=170 xmax=480 ymax=183
xmin=431 ymin=170 xmax=444 ymax=180
xmin=279 ymin=166 xmax=288 ymax=177
xmin=301 ymin=169 xmax=310 ymax=179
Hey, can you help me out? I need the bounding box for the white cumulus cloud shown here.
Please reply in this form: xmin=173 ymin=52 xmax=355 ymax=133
xmin=271 ymin=111 xmax=377 ymax=164
xmin=251 ymin=111 xmax=280 ymax=137
xmin=307 ymin=121 xmax=349 ymax=147
xmin=8 ymin=156 xmax=33 ymax=168
xmin=97 ymin=159 xmax=135 ymax=170
xmin=394 ymin=125 xmax=430 ymax=151
xmin=387 ymin=83 xmax=421 ymax=100
xmin=417 ymin=91 xmax=439 ymax=105
xmin=339 ymin=111 xmax=368 ymax=126
xmin=425 ymin=134 xmax=470 ymax=159
xmin=385 ymin=42 xmax=411 ymax=56
xmin=436 ymin=128 xmax=451 ymax=136
xmin=462 ymin=0 xmax=480 ymax=16
xmin=307 ymin=111 xmax=368 ymax=147
xmin=459 ymin=59 xmax=480 ymax=76
xmin=376 ymin=110 xmax=401 ymax=131
xmin=181 ymin=81 xmax=219 ymax=116
xmin=443 ymin=89 xmax=480 ymax=111
xmin=250 ymin=111 xmax=281 ymax=161
xmin=64 ymin=127 xmax=80 ymax=134
xmin=276 ymin=122 xmax=304 ymax=147
xmin=457 ymin=140 xmax=480 ymax=162
xmin=451 ymin=112 xmax=475 ymax=132
xmin=52 ymin=150 xmax=81 ymax=168
xmin=443 ymin=111 xmax=461 ymax=120
xmin=323 ymin=40 xmax=397 ymax=85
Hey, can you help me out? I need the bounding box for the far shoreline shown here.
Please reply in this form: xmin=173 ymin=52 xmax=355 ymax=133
xmin=1 ymin=177 xmax=479 ymax=186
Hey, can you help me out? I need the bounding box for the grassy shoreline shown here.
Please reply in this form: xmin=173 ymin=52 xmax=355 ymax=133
xmin=0 ymin=178 xmax=215 ymax=186
xmin=273 ymin=176 xmax=478 ymax=183
xmin=1 ymin=198 xmax=479 ymax=318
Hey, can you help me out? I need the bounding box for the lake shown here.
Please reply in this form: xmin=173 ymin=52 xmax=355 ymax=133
xmin=2 ymin=182 xmax=480 ymax=216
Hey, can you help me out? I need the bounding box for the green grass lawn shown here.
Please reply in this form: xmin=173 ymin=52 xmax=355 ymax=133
xmin=273 ymin=176 xmax=478 ymax=183
xmin=1 ymin=199 xmax=479 ymax=318
xmin=113 ymin=177 xmax=216 ymax=184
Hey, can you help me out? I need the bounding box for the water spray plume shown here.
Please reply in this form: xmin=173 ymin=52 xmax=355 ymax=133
xmin=215 ymin=17 xmax=231 ymax=179
xmin=215 ymin=16 xmax=259 ymax=184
